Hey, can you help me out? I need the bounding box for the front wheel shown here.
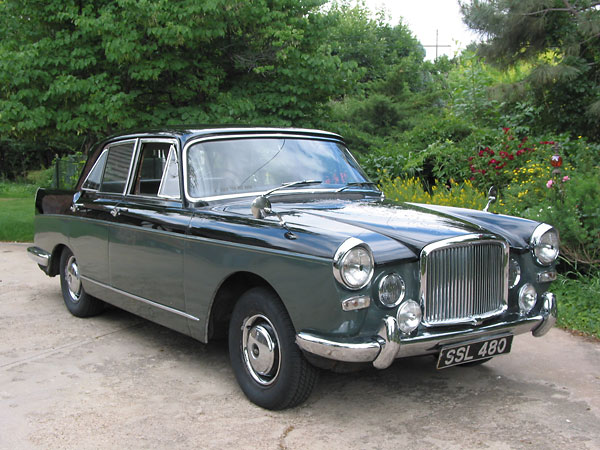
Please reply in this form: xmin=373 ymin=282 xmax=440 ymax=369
xmin=228 ymin=287 xmax=318 ymax=410
xmin=59 ymin=248 xmax=104 ymax=317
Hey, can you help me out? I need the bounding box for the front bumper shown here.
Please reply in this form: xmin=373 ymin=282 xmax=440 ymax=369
xmin=296 ymin=292 xmax=557 ymax=370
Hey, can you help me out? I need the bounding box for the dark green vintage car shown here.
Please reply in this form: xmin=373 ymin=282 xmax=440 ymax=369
xmin=28 ymin=127 xmax=559 ymax=409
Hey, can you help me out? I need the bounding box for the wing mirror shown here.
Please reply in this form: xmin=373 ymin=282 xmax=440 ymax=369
xmin=483 ymin=186 xmax=497 ymax=212
xmin=251 ymin=195 xmax=272 ymax=219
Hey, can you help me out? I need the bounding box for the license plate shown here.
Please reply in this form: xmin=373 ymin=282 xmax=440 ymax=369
xmin=437 ymin=335 xmax=513 ymax=369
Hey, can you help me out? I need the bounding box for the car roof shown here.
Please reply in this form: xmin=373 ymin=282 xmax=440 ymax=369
xmin=98 ymin=126 xmax=344 ymax=148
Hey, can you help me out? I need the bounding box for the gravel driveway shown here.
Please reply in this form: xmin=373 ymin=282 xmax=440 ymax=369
xmin=1 ymin=242 xmax=599 ymax=449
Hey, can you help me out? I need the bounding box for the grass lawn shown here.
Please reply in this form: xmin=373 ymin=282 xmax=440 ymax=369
xmin=554 ymin=273 xmax=600 ymax=339
xmin=0 ymin=182 xmax=36 ymax=242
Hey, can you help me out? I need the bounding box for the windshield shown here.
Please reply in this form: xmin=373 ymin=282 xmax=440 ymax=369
xmin=186 ymin=137 xmax=371 ymax=199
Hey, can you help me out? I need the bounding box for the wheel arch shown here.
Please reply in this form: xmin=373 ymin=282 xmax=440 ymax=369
xmin=47 ymin=244 xmax=68 ymax=277
xmin=207 ymin=271 xmax=281 ymax=341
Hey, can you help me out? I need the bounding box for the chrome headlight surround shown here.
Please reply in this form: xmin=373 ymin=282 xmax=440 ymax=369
xmin=377 ymin=273 xmax=406 ymax=308
xmin=531 ymin=223 xmax=560 ymax=266
xmin=333 ymin=238 xmax=374 ymax=290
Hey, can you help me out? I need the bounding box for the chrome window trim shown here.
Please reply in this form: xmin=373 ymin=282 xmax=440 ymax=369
xmin=126 ymin=138 xmax=181 ymax=200
xmin=419 ymin=233 xmax=509 ymax=327
xmin=332 ymin=237 xmax=374 ymax=290
xmin=182 ymin=133 xmax=348 ymax=203
xmin=81 ymin=148 xmax=109 ymax=191
xmin=530 ymin=223 xmax=559 ymax=266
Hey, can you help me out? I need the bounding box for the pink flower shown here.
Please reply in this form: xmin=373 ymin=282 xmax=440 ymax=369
xmin=546 ymin=180 xmax=554 ymax=188
xmin=562 ymin=176 xmax=570 ymax=182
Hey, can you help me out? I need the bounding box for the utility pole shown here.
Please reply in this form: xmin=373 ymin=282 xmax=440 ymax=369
xmin=423 ymin=29 xmax=451 ymax=60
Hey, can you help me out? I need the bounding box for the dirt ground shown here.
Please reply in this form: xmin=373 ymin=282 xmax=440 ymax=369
xmin=1 ymin=242 xmax=599 ymax=449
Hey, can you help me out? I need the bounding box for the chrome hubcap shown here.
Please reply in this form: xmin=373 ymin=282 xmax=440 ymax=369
xmin=242 ymin=314 xmax=280 ymax=385
xmin=65 ymin=256 xmax=82 ymax=302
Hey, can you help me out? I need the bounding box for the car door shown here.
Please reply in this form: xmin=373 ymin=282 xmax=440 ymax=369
xmin=108 ymin=139 xmax=191 ymax=314
xmin=70 ymin=139 xmax=137 ymax=284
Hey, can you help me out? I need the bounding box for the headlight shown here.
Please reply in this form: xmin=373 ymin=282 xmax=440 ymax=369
xmin=518 ymin=283 xmax=537 ymax=314
xmin=531 ymin=224 xmax=559 ymax=266
xmin=508 ymin=258 xmax=521 ymax=289
xmin=378 ymin=273 xmax=405 ymax=307
xmin=333 ymin=238 xmax=374 ymax=290
xmin=397 ymin=300 xmax=422 ymax=334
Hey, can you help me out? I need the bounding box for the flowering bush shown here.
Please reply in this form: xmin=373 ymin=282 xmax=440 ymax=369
xmin=379 ymin=175 xmax=488 ymax=210
xmin=468 ymin=127 xmax=559 ymax=190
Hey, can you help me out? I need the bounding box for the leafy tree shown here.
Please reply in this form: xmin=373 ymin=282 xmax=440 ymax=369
xmin=0 ymin=0 xmax=353 ymax=163
xmin=460 ymin=0 xmax=600 ymax=139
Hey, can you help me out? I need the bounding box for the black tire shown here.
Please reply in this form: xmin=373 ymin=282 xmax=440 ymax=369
xmin=59 ymin=248 xmax=104 ymax=318
xmin=228 ymin=287 xmax=318 ymax=410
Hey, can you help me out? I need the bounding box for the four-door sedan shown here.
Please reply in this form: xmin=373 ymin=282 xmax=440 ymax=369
xmin=28 ymin=126 xmax=558 ymax=410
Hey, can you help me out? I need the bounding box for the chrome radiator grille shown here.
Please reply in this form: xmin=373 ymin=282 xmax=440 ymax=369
xmin=420 ymin=235 xmax=508 ymax=326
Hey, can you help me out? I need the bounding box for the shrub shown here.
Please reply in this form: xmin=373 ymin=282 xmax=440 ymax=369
xmin=379 ymin=176 xmax=488 ymax=209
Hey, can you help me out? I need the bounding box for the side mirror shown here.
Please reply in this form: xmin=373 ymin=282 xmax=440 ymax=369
xmin=251 ymin=195 xmax=272 ymax=219
xmin=70 ymin=191 xmax=82 ymax=212
xmin=483 ymin=186 xmax=497 ymax=212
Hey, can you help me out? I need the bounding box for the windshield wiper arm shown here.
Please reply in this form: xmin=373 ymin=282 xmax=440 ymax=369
xmin=336 ymin=181 xmax=379 ymax=193
xmin=266 ymin=180 xmax=322 ymax=196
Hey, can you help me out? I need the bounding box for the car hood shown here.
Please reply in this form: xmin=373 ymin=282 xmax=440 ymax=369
xmin=220 ymin=197 xmax=536 ymax=261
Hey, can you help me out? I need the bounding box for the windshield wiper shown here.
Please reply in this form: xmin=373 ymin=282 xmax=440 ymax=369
xmin=266 ymin=180 xmax=322 ymax=196
xmin=336 ymin=181 xmax=379 ymax=192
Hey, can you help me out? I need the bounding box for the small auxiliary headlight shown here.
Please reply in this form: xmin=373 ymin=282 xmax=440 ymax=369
xmin=378 ymin=273 xmax=405 ymax=307
xmin=518 ymin=283 xmax=537 ymax=314
xmin=397 ymin=300 xmax=422 ymax=334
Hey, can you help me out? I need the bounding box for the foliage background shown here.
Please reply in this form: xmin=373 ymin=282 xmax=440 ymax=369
xmin=1 ymin=0 xmax=598 ymax=335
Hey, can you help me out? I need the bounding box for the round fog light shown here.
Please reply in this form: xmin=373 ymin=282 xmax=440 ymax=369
xmin=397 ymin=300 xmax=422 ymax=334
xmin=518 ymin=283 xmax=537 ymax=314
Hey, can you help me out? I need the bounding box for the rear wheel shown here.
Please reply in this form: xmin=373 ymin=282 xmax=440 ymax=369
xmin=228 ymin=287 xmax=318 ymax=410
xmin=59 ymin=248 xmax=104 ymax=317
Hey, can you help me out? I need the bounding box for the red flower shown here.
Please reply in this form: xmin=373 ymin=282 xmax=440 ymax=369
xmin=503 ymin=127 xmax=510 ymax=134
xmin=488 ymin=159 xmax=498 ymax=165
xmin=508 ymin=154 xmax=514 ymax=160
xmin=468 ymin=156 xmax=474 ymax=161
xmin=521 ymin=137 xmax=528 ymax=143
xmin=495 ymin=163 xmax=506 ymax=170
xmin=516 ymin=149 xmax=525 ymax=156
xmin=479 ymin=150 xmax=485 ymax=157
xmin=470 ymin=165 xmax=476 ymax=173
xmin=499 ymin=151 xmax=509 ymax=158
xmin=481 ymin=169 xmax=487 ymax=175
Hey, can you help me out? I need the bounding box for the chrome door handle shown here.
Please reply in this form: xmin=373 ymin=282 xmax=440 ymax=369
xmin=70 ymin=203 xmax=81 ymax=212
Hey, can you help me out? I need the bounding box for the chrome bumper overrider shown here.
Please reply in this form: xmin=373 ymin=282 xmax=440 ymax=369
xmin=27 ymin=246 xmax=51 ymax=267
xmin=296 ymin=292 xmax=557 ymax=370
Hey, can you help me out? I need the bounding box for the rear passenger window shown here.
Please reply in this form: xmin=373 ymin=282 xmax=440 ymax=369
xmin=101 ymin=142 xmax=136 ymax=193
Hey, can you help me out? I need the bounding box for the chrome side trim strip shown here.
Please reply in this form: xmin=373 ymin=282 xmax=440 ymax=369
xmin=80 ymin=275 xmax=199 ymax=321
xmin=27 ymin=246 xmax=51 ymax=267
